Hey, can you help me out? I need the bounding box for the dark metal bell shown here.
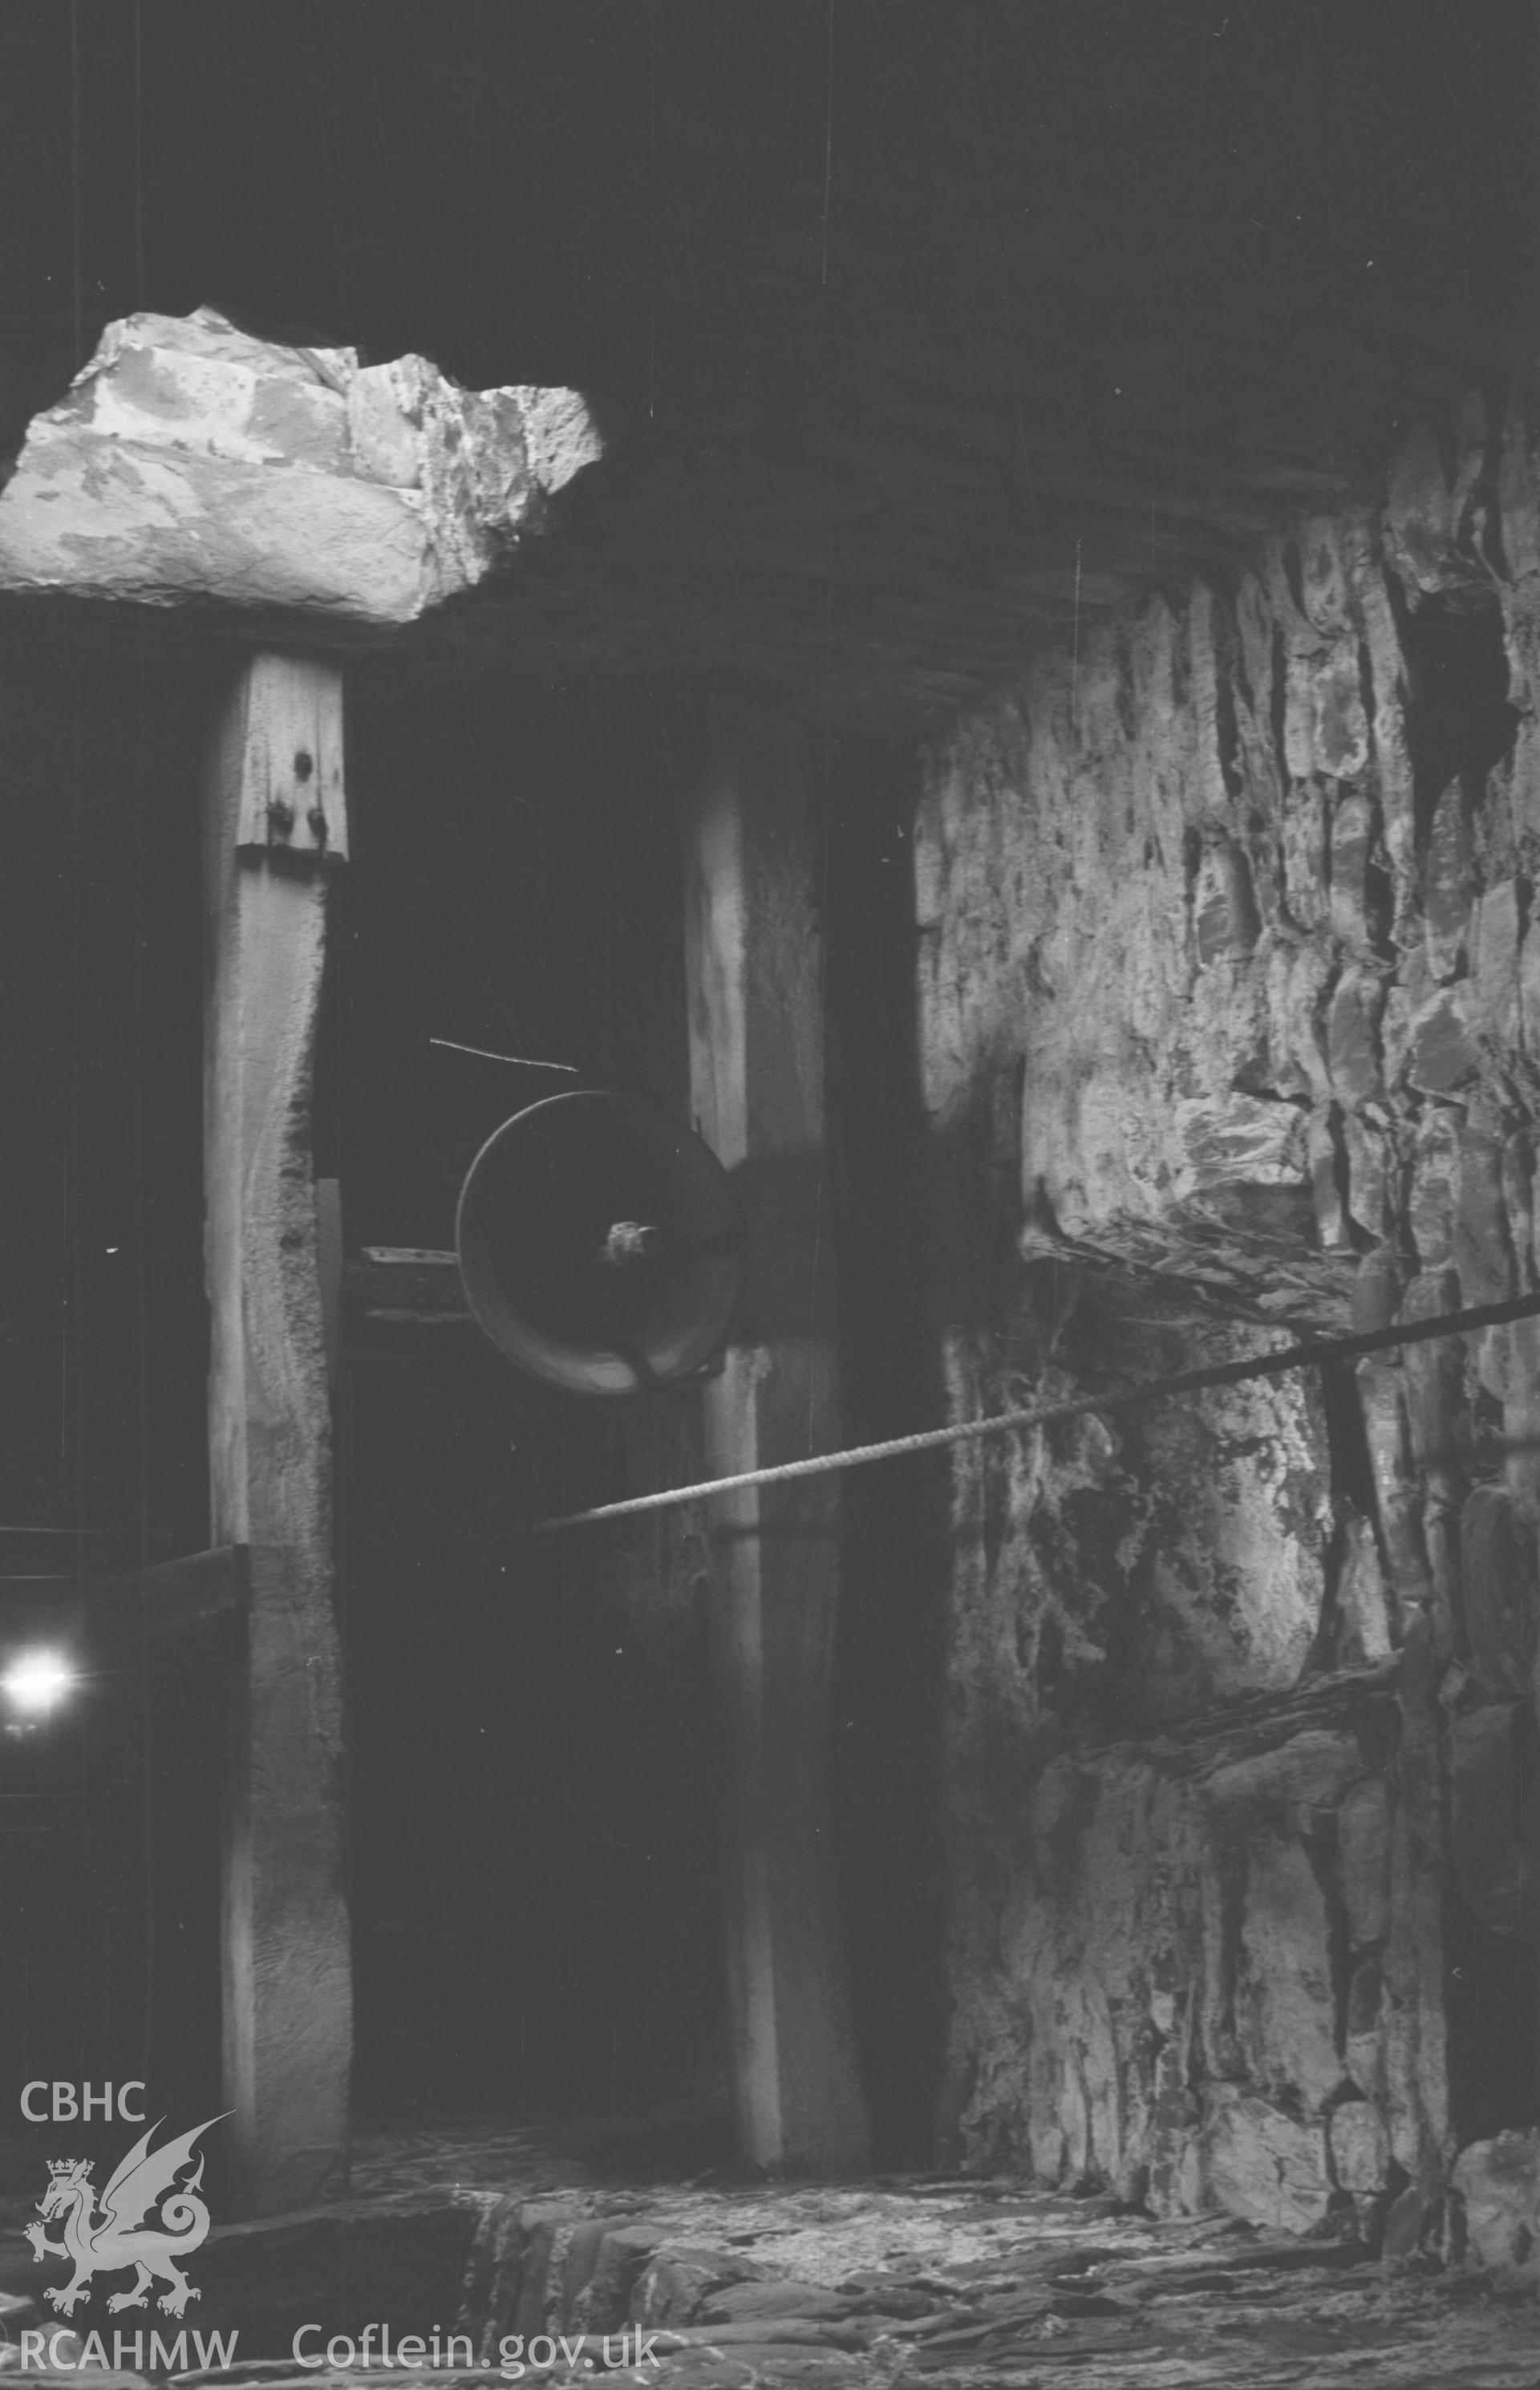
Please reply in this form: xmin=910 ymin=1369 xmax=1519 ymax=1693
xmin=455 ymin=1090 xmax=743 ymax=1394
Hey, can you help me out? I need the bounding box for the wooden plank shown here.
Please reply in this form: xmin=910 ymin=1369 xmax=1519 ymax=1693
xmin=205 ymin=654 xmax=352 ymax=2214
xmin=343 ymin=1247 xmax=470 ymax=1326
xmin=0 ymin=1546 xmax=246 ymax=1642
xmin=684 ymin=724 xmax=870 ymax=2175
xmin=0 ymin=1527 xmax=169 ymax=1576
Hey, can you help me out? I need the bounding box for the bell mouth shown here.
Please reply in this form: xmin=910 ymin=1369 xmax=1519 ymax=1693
xmin=456 ymin=1090 xmax=743 ymax=1394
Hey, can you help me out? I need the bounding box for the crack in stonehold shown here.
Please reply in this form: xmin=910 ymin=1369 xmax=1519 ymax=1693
xmin=1270 ymin=621 xmax=1291 ymax=801
xmin=1300 ymin=1811 xmax=1356 ymax=2083
xmin=1358 ymin=638 xmax=1379 ymax=770
xmin=1215 ymin=645 xmax=1245 ymax=803
xmin=1360 ymin=797 xmax=1397 ymax=963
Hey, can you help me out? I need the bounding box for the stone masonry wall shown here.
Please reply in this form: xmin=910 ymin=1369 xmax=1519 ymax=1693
xmin=918 ymin=367 xmax=1540 ymax=2240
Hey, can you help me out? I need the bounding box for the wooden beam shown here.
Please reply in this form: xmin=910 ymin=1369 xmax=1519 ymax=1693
xmin=343 ymin=1247 xmax=471 ymax=1327
xmin=204 ymin=655 xmax=351 ymax=2214
xmin=0 ymin=1545 xmax=248 ymax=1645
xmin=104 ymin=1545 xmax=249 ymax=1642
xmin=685 ymin=725 xmax=870 ymax=2176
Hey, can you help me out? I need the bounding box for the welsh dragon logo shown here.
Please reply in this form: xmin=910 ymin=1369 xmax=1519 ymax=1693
xmin=24 ymin=2115 xmax=225 ymax=2318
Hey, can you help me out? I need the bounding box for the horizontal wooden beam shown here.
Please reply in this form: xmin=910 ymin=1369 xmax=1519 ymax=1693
xmin=343 ymin=1247 xmax=470 ymax=1325
xmin=0 ymin=1546 xmax=247 ymax=1645
xmin=111 ymin=1544 xmax=249 ymax=1640
xmin=0 ymin=1527 xmax=174 ymax=1576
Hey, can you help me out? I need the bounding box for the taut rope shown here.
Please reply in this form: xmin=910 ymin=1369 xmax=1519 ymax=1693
xmin=534 ymin=1287 xmax=1540 ymax=1532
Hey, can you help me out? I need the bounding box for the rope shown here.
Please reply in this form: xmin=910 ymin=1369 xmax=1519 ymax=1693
xmin=534 ymin=1285 xmax=1540 ymax=1532
xmin=428 ymin=1039 xmax=578 ymax=1070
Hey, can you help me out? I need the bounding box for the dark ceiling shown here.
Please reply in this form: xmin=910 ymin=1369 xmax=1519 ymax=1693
xmin=1 ymin=0 xmax=1536 ymax=727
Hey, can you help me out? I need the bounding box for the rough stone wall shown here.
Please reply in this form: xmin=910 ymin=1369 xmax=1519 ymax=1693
xmin=918 ymin=368 xmax=1540 ymax=2236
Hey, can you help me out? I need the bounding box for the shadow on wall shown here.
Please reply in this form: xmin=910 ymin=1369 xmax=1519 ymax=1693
xmin=335 ymin=665 xmax=727 ymax=2129
xmin=824 ymin=734 xmax=950 ymax=2171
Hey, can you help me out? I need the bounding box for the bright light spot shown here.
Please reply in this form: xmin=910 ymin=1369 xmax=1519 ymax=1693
xmin=2 ymin=1650 xmax=76 ymax=1716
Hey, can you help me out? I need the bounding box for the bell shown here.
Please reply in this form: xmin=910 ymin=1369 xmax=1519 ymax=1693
xmin=456 ymin=1091 xmax=743 ymax=1394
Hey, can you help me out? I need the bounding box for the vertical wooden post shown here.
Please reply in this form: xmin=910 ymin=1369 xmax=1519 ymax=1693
xmin=204 ymin=653 xmax=351 ymax=2213
xmin=685 ymin=726 xmax=870 ymax=2175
